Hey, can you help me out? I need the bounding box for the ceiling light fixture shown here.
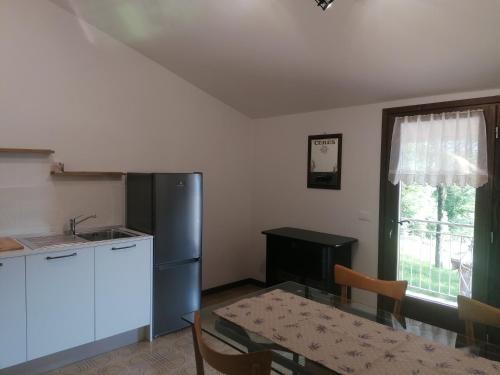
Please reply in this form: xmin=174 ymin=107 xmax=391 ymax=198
xmin=315 ymin=0 xmax=335 ymax=11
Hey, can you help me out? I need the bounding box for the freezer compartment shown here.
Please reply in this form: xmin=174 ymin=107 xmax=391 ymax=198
xmin=153 ymin=259 xmax=201 ymax=337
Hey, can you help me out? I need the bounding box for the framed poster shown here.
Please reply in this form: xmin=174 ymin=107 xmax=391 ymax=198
xmin=307 ymin=133 xmax=342 ymax=189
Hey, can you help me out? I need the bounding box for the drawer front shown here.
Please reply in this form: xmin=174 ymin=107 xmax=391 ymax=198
xmin=26 ymin=247 xmax=94 ymax=360
xmin=0 ymin=257 xmax=26 ymax=369
xmin=95 ymin=240 xmax=151 ymax=340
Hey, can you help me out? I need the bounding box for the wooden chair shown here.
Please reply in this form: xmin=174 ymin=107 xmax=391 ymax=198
xmin=192 ymin=311 xmax=273 ymax=375
xmin=457 ymin=295 xmax=500 ymax=346
xmin=334 ymin=265 xmax=408 ymax=317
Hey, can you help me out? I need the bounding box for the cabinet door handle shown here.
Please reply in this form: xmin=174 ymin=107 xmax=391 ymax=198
xmin=46 ymin=252 xmax=77 ymax=261
xmin=111 ymin=244 xmax=136 ymax=251
xmin=0 ymin=263 xmax=3 ymax=267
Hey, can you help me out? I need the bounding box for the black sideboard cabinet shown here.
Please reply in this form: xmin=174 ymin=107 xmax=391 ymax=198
xmin=263 ymin=227 xmax=357 ymax=294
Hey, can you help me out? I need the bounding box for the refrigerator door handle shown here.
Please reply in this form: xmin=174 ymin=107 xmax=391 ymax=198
xmin=158 ymin=258 xmax=200 ymax=271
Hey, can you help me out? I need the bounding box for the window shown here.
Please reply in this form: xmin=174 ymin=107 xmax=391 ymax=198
xmin=398 ymin=183 xmax=475 ymax=305
xmin=389 ymin=110 xmax=487 ymax=306
xmin=378 ymin=96 xmax=499 ymax=334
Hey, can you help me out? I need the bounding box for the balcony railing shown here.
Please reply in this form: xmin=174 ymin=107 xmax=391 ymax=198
xmin=398 ymin=218 xmax=473 ymax=306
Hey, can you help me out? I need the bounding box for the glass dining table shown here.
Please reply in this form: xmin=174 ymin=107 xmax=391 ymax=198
xmin=182 ymin=281 xmax=500 ymax=375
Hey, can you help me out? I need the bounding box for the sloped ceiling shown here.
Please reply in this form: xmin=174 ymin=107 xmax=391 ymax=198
xmin=50 ymin=0 xmax=500 ymax=118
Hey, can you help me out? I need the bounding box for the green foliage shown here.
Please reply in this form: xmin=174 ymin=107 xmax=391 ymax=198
xmin=399 ymin=256 xmax=459 ymax=304
xmin=400 ymin=184 xmax=437 ymax=235
xmin=400 ymin=183 xmax=475 ymax=270
xmin=401 ymin=183 xmax=475 ymax=235
xmin=443 ymin=186 xmax=475 ymax=225
xmin=401 ymin=184 xmax=434 ymax=219
xmin=429 ymin=185 xmax=475 ymax=235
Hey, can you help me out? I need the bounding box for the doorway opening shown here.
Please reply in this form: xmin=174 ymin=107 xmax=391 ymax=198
xmin=397 ymin=183 xmax=475 ymax=306
xmin=379 ymin=96 xmax=499 ymax=332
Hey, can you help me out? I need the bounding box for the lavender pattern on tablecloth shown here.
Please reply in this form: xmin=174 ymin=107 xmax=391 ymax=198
xmin=214 ymin=289 xmax=500 ymax=375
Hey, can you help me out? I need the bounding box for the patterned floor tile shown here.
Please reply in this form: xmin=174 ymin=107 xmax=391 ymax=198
xmin=46 ymin=284 xmax=269 ymax=375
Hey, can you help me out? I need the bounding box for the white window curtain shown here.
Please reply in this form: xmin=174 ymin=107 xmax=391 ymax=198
xmin=389 ymin=110 xmax=488 ymax=188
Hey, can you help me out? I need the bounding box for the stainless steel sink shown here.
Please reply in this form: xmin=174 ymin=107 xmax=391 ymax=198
xmin=19 ymin=228 xmax=140 ymax=249
xmin=20 ymin=234 xmax=89 ymax=249
xmin=77 ymin=228 xmax=138 ymax=242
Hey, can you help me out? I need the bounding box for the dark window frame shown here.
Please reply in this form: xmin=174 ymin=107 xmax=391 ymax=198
xmin=378 ymin=95 xmax=500 ymax=333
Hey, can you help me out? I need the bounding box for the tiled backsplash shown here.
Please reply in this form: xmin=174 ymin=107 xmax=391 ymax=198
xmin=0 ymin=155 xmax=124 ymax=236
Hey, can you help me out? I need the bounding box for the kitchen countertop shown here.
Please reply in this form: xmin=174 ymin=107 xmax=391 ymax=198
xmin=0 ymin=227 xmax=153 ymax=260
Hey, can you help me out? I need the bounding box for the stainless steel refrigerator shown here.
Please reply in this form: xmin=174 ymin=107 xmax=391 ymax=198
xmin=126 ymin=173 xmax=202 ymax=337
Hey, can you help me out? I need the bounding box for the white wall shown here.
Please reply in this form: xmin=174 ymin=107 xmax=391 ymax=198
xmin=251 ymin=87 xmax=500 ymax=304
xmin=3 ymin=1 xmax=500 ymax=297
xmin=0 ymin=0 xmax=253 ymax=289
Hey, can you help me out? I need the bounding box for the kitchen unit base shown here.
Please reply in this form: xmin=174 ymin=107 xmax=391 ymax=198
xmin=0 ymin=257 xmax=26 ymax=369
xmin=0 ymin=235 xmax=153 ymax=372
xmin=26 ymin=247 xmax=95 ymax=360
xmin=1 ymin=327 xmax=149 ymax=375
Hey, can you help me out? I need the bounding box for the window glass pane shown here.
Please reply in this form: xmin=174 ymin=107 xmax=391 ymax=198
xmin=398 ymin=182 xmax=475 ymax=306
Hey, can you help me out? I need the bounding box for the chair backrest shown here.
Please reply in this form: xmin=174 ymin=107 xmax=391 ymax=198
xmin=457 ymin=295 xmax=500 ymax=346
xmin=192 ymin=312 xmax=273 ymax=375
xmin=334 ymin=265 xmax=408 ymax=316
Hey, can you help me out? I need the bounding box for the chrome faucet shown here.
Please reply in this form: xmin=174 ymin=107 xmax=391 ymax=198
xmin=69 ymin=214 xmax=97 ymax=236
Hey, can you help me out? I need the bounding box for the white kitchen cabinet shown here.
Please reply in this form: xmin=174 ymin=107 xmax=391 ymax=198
xmin=0 ymin=257 xmax=26 ymax=369
xmin=95 ymin=239 xmax=151 ymax=340
xmin=26 ymin=247 xmax=94 ymax=360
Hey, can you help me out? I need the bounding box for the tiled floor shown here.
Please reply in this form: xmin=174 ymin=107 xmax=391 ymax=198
xmin=201 ymin=284 xmax=262 ymax=308
xmin=46 ymin=284 xmax=263 ymax=375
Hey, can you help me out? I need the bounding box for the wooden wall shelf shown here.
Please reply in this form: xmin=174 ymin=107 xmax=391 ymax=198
xmin=0 ymin=148 xmax=55 ymax=155
xmin=1 ymin=148 xmax=126 ymax=180
xmin=50 ymin=171 xmax=125 ymax=178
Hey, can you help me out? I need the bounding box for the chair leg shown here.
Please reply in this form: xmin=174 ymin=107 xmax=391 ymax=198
xmin=340 ymin=285 xmax=348 ymax=304
xmin=290 ymin=352 xmax=296 ymax=375
xmin=464 ymin=321 xmax=475 ymax=347
xmin=192 ymin=325 xmax=205 ymax=375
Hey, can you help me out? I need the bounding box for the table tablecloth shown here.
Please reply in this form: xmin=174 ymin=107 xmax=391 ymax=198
xmin=214 ymin=289 xmax=499 ymax=375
